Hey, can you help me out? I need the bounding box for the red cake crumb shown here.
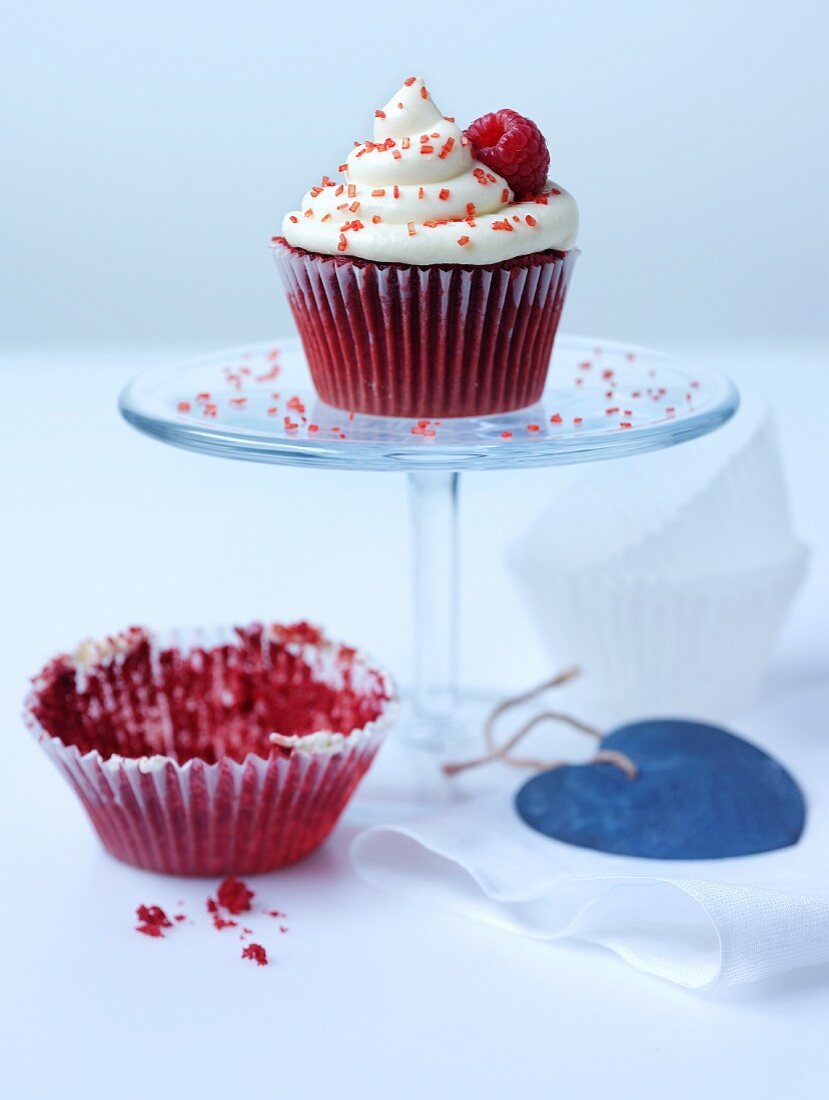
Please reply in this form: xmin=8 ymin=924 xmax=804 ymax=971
xmin=207 ymin=897 xmax=238 ymax=930
xmin=217 ymin=877 xmax=255 ymax=915
xmin=133 ymin=881 xmax=288 ymax=961
xmin=136 ymin=905 xmax=173 ymax=938
xmin=242 ymin=943 xmax=268 ymax=966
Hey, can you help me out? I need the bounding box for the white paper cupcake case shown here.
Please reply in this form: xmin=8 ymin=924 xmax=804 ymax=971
xmin=512 ymin=545 xmax=810 ymax=720
xmin=509 ymin=399 xmax=809 ymax=719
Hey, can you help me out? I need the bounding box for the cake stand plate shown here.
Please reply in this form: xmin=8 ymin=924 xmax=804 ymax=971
xmin=120 ymin=336 xmax=738 ymax=751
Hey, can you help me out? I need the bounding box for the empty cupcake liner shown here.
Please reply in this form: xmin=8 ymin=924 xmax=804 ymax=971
xmin=509 ymin=400 xmax=809 ymax=719
xmin=25 ymin=623 xmax=397 ymax=875
xmin=517 ymin=398 xmax=794 ymax=578
xmin=273 ymin=238 xmax=578 ymax=418
xmin=512 ymin=545 xmax=810 ymax=720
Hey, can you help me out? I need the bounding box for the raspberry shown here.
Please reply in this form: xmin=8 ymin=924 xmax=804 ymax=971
xmin=464 ymin=109 xmax=550 ymax=201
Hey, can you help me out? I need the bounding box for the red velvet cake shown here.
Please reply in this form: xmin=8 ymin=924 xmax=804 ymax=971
xmin=25 ymin=622 xmax=396 ymax=875
xmin=274 ymin=76 xmax=579 ymax=419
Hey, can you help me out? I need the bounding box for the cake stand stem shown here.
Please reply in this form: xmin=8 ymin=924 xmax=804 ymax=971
xmin=406 ymin=470 xmax=460 ymax=748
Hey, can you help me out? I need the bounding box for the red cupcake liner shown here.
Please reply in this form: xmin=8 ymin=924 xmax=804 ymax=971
xmin=25 ymin=623 xmax=396 ymax=876
xmin=273 ymin=238 xmax=578 ymax=418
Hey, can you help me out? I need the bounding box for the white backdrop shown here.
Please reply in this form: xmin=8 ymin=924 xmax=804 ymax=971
xmin=2 ymin=0 xmax=827 ymax=346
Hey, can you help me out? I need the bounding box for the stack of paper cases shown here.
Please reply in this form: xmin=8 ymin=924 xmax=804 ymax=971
xmin=509 ymin=398 xmax=809 ymax=720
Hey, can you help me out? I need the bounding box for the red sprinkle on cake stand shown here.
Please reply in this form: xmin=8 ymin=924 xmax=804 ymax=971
xmin=120 ymin=335 xmax=738 ymax=751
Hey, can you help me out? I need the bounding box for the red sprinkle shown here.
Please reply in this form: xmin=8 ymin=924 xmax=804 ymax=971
xmin=241 ymin=943 xmax=268 ymax=966
xmin=457 ymin=235 xmax=470 ymax=246
xmin=501 ymin=430 xmax=513 ymax=439
xmin=375 ymin=109 xmax=386 ymax=119
xmin=177 ymin=401 xmax=191 ymax=412
xmin=550 ymin=413 xmax=563 ymax=424
xmin=404 ymin=76 xmax=416 ymax=87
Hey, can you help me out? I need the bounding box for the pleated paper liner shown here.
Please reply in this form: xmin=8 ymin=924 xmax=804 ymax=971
xmin=25 ymin=623 xmax=397 ymax=875
xmin=273 ymin=238 xmax=578 ymax=418
xmin=515 ymin=399 xmax=792 ymax=578
xmin=511 ymin=545 xmax=809 ymax=721
xmin=509 ymin=400 xmax=810 ymax=718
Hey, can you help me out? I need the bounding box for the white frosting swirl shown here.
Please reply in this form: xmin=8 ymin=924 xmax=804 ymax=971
xmin=281 ymin=77 xmax=578 ymax=265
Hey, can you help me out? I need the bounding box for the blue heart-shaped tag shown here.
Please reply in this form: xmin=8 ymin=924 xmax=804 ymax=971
xmin=515 ymin=719 xmax=806 ymax=859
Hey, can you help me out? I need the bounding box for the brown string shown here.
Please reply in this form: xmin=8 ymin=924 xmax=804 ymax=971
xmin=442 ymin=668 xmax=638 ymax=780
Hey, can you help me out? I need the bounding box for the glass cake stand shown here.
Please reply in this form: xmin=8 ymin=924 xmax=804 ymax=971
xmin=120 ymin=336 xmax=738 ymax=752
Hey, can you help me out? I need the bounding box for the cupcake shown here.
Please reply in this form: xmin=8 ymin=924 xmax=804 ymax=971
xmin=25 ymin=622 xmax=396 ymax=876
xmin=273 ymin=76 xmax=579 ymax=418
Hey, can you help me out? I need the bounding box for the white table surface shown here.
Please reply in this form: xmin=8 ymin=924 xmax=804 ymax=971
xmin=2 ymin=339 xmax=828 ymax=1099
